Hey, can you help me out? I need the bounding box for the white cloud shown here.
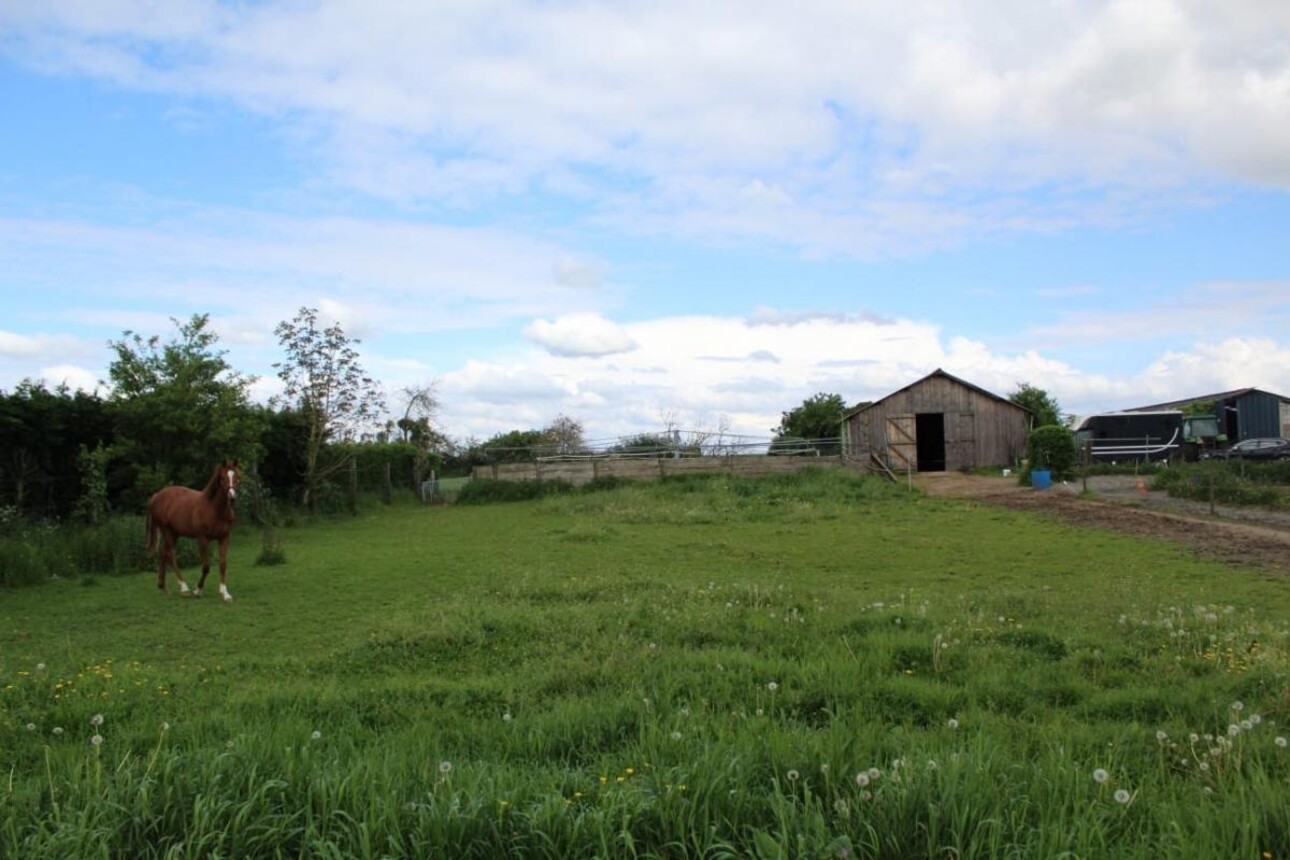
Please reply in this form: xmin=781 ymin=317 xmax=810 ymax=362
xmin=524 ymin=314 xmax=637 ymax=357
xmin=6 ymin=2 xmax=1288 ymax=254
xmin=37 ymin=364 xmax=100 ymax=392
xmin=435 ymin=307 xmax=1290 ymax=441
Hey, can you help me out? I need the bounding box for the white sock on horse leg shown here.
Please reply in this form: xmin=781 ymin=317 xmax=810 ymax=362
xmin=219 ymin=584 xmax=233 ymax=602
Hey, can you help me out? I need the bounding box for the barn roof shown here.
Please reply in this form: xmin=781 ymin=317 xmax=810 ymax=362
xmin=1128 ymin=387 xmax=1290 ymax=411
xmin=842 ymin=368 xmax=1029 ymax=420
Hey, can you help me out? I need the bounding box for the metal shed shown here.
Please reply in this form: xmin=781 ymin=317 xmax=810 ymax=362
xmin=1127 ymin=388 xmax=1290 ymax=443
xmin=842 ymin=369 xmax=1030 ymax=472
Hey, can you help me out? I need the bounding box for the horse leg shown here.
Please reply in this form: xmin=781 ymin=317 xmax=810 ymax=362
xmin=217 ymin=537 xmax=233 ymax=602
xmin=194 ymin=537 xmax=210 ymax=597
xmin=165 ymin=533 xmax=193 ymax=596
xmin=156 ymin=534 xmax=167 ymax=592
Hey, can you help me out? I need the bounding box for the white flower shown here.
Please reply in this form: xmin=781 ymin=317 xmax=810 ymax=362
xmin=1241 ymin=720 xmax=1253 ymax=731
xmin=226 ymin=740 xmax=235 ymax=749
xmin=35 ymin=663 xmax=45 ymax=672
xmin=1250 ymin=714 xmax=1262 ymax=725
xmin=1231 ymin=701 xmax=1245 ymax=712
xmin=310 ymin=730 xmax=322 ymax=741
xmin=1276 ymin=737 xmax=1287 ymax=748
xmin=90 ymin=734 xmax=103 ymax=746
xmin=160 ymin=722 xmax=170 ymax=732
xmin=502 ymin=712 xmax=512 ymax=722
xmin=855 ymin=772 xmax=870 ymax=787
xmin=1114 ymin=789 xmax=1131 ymax=804
xmin=819 ymin=764 xmax=829 ymax=775
xmin=767 ymin=681 xmax=779 ymax=692
xmin=1155 ymin=730 xmax=1167 ymax=742
xmin=867 ymin=767 xmax=881 ymax=781
xmin=670 ymin=730 xmax=682 ymax=740
xmin=52 ymin=727 xmax=64 ymax=736
xmin=438 ymin=761 xmax=452 ymax=775
xmin=1093 ymin=768 xmax=1109 ymax=784
xmin=90 ymin=714 xmax=103 ymax=727
xmin=786 ymin=769 xmax=800 ymax=782
xmin=1189 ymin=733 xmax=1200 ymax=743
xmin=1228 ymin=724 xmax=1241 ymax=737
xmin=947 ymin=718 xmax=959 ymax=730
xmin=1199 ymin=762 xmax=1210 ymax=772
xmin=25 ymin=723 xmax=36 ymax=732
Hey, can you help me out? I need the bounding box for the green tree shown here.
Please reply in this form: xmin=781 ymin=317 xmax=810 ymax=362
xmin=106 ymin=314 xmax=261 ymax=500
xmin=1008 ymin=382 xmax=1063 ymax=429
xmin=0 ymin=380 xmax=114 ymax=518
xmin=772 ymin=392 xmax=847 ymax=454
xmin=273 ymin=307 xmax=386 ymax=509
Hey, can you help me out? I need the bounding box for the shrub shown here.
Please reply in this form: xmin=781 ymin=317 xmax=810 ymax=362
xmin=1026 ymin=425 xmax=1078 ymax=480
xmin=456 ymin=478 xmax=576 ymax=505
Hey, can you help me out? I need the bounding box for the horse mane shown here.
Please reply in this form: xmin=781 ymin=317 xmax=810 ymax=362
xmin=201 ymin=462 xmax=227 ymax=503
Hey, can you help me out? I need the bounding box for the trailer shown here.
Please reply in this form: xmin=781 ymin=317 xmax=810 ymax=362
xmin=1073 ymin=411 xmax=1183 ymax=463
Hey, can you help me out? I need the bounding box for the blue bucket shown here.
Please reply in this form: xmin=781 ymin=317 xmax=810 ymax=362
xmin=1031 ymin=469 xmax=1052 ymax=490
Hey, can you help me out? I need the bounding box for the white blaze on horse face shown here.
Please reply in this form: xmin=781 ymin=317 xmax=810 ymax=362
xmin=228 ymin=470 xmax=237 ymax=500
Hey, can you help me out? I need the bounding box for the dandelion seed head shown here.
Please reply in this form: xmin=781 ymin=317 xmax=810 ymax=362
xmin=310 ymin=730 xmax=322 ymax=741
xmin=1241 ymin=720 xmax=1253 ymax=731
xmin=767 ymin=681 xmax=779 ymax=692
xmin=1228 ymin=724 xmax=1241 ymax=737
xmin=855 ymin=772 xmax=870 ymax=787
xmin=160 ymin=722 xmax=170 ymax=732
xmin=90 ymin=734 xmax=103 ymax=746
xmin=1114 ymin=789 xmax=1131 ymax=804
xmin=1231 ymin=701 xmax=1245 ymax=712
xmin=867 ymin=767 xmax=881 ymax=781
xmin=1276 ymin=737 xmax=1287 ymax=748
xmin=25 ymin=723 xmax=36 ymax=732
xmin=1156 ymin=730 xmax=1167 ymax=742
xmin=439 ymin=760 xmax=452 ymax=775
xmin=502 ymin=712 xmax=512 ymax=722
xmin=52 ymin=727 xmax=64 ymax=736
xmin=948 ymin=718 xmax=959 ymax=730
xmin=35 ymin=663 xmax=45 ymax=672
xmin=786 ymin=769 xmax=800 ymax=782
xmin=1093 ymin=768 xmax=1110 ymax=784
xmin=1189 ymin=733 xmax=1200 ymax=743
xmin=670 ymin=730 xmax=682 ymax=740
xmin=90 ymin=714 xmax=103 ymax=727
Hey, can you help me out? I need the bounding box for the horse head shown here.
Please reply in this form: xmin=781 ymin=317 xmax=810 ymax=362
xmin=221 ymin=459 xmax=240 ymax=505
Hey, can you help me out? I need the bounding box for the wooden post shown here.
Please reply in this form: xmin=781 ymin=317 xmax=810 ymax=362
xmin=383 ymin=462 xmax=393 ymax=505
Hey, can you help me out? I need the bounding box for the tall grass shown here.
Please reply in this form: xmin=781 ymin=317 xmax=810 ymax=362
xmin=0 ymin=515 xmax=197 ymax=587
xmin=2 ymin=468 xmax=1288 ymax=858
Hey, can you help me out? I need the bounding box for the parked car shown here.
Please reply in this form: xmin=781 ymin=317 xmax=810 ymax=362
xmin=1205 ymin=438 xmax=1290 ymax=460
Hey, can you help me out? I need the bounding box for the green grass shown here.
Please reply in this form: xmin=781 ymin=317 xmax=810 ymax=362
xmin=2 ymin=469 xmax=1288 ymax=858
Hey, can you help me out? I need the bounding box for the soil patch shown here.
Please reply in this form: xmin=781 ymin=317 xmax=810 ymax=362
xmin=913 ymin=472 xmax=1290 ymax=576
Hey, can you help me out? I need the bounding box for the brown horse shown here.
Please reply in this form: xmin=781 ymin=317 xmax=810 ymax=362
xmin=146 ymin=460 xmax=240 ymax=602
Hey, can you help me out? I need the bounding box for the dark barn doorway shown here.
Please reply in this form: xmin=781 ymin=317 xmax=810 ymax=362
xmin=916 ymin=413 xmax=946 ymax=471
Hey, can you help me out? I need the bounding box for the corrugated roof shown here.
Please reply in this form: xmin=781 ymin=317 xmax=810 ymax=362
xmin=1128 ymin=388 xmax=1290 ymax=411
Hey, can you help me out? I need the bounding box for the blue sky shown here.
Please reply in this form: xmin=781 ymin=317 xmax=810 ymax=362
xmin=2 ymin=1 xmax=1288 ymax=443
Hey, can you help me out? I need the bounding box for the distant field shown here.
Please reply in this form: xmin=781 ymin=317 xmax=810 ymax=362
xmin=2 ymin=469 xmax=1288 ymax=858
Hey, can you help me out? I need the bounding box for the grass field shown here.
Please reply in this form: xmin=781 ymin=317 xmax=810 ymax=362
xmin=2 ymin=469 xmax=1288 ymax=858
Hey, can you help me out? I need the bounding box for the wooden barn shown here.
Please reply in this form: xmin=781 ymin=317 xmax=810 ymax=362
xmin=842 ymin=369 xmax=1030 ymax=472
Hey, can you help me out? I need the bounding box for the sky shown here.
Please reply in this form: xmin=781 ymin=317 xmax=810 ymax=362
xmin=1 ymin=1 xmax=1288 ymax=446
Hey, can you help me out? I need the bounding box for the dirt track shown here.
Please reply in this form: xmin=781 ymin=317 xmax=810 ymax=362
xmin=913 ymin=472 xmax=1290 ymax=576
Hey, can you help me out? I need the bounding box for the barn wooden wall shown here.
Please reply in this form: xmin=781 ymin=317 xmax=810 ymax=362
xmin=843 ymin=375 xmax=1028 ymax=470
xmin=473 ymin=454 xmax=850 ymax=485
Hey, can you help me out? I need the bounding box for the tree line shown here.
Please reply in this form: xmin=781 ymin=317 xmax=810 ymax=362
xmin=0 ymin=310 xmax=435 ymax=521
